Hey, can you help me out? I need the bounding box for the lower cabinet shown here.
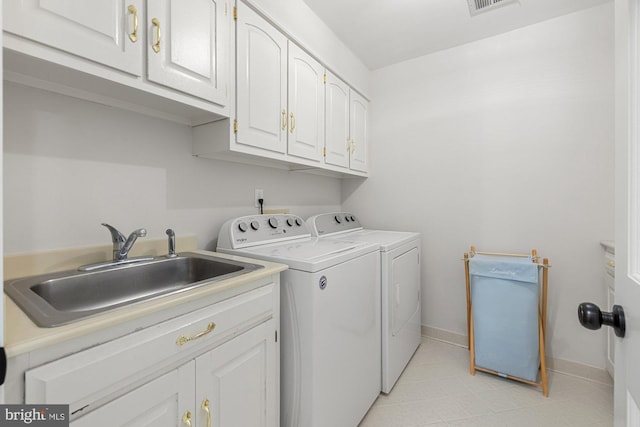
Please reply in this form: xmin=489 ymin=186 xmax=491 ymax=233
xmin=25 ymin=282 xmax=279 ymax=426
xmin=70 ymin=320 xmax=276 ymax=427
xmin=195 ymin=320 xmax=277 ymax=427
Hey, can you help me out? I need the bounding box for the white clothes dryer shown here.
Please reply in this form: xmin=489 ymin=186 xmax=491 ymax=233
xmin=217 ymin=214 xmax=381 ymax=427
xmin=307 ymin=212 xmax=422 ymax=394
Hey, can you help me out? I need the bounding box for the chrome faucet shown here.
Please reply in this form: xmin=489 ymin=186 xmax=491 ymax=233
xmin=102 ymin=223 xmax=147 ymax=261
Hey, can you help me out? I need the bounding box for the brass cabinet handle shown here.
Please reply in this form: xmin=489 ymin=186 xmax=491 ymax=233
xmin=127 ymin=5 xmax=138 ymax=42
xmin=281 ymin=109 xmax=287 ymax=131
xmin=351 ymin=139 xmax=356 ymax=154
xmin=607 ymin=260 xmax=615 ymax=268
xmin=182 ymin=411 xmax=192 ymax=427
xmin=201 ymin=399 xmax=211 ymax=427
xmin=289 ymin=112 xmax=296 ymax=133
xmin=176 ymin=322 xmax=216 ymax=346
xmin=151 ymin=18 xmax=161 ymax=53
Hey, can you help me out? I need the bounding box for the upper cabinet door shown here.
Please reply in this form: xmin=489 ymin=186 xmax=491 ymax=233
xmin=325 ymin=72 xmax=350 ymax=168
xmin=349 ymin=89 xmax=369 ymax=173
xmin=236 ymin=4 xmax=287 ymax=154
xmin=147 ymin=0 xmax=227 ymax=104
xmin=287 ymin=43 xmax=324 ymax=162
xmin=3 ymin=0 xmax=143 ymax=76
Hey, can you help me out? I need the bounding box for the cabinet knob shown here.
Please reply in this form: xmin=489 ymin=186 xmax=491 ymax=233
xmin=578 ymin=302 xmax=626 ymax=338
xmin=127 ymin=5 xmax=139 ymax=43
xmin=182 ymin=410 xmax=192 ymax=427
xmin=151 ymin=18 xmax=161 ymax=53
xmin=201 ymin=399 xmax=211 ymax=427
xmin=607 ymin=260 xmax=615 ymax=268
xmin=176 ymin=322 xmax=216 ymax=346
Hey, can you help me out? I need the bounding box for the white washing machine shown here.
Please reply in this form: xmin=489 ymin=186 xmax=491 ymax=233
xmin=307 ymin=212 xmax=422 ymax=394
xmin=217 ymin=214 xmax=381 ymax=427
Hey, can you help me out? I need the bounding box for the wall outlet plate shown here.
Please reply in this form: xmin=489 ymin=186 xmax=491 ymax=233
xmin=254 ymin=189 xmax=264 ymax=208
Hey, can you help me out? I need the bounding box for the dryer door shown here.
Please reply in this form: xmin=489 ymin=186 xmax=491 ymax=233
xmin=390 ymin=245 xmax=421 ymax=336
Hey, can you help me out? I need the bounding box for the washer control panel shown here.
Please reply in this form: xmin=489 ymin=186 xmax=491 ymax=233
xmin=219 ymin=214 xmax=310 ymax=249
xmin=307 ymin=212 xmax=363 ymax=236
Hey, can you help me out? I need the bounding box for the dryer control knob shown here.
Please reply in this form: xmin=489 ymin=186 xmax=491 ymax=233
xmin=286 ymin=218 xmax=294 ymax=227
xmin=268 ymin=217 xmax=279 ymax=229
xmin=350 ymin=215 xmax=356 ymax=222
xmin=238 ymin=222 xmax=248 ymax=232
xmin=334 ymin=215 xmax=342 ymax=224
xmin=250 ymin=220 xmax=260 ymax=231
xmin=295 ymin=218 xmax=302 ymax=226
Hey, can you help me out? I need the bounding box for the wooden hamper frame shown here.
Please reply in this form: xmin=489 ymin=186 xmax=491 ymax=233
xmin=464 ymin=245 xmax=551 ymax=396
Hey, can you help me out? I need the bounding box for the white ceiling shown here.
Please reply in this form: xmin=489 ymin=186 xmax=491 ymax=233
xmin=302 ymin=0 xmax=612 ymax=70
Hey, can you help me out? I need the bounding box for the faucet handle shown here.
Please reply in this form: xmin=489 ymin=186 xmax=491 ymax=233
xmin=101 ymin=223 xmax=126 ymax=245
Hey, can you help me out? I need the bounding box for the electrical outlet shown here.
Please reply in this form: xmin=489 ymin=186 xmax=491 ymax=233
xmin=254 ymin=189 xmax=264 ymax=208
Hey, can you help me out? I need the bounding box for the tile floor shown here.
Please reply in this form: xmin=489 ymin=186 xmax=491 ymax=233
xmin=359 ymin=337 xmax=613 ymax=427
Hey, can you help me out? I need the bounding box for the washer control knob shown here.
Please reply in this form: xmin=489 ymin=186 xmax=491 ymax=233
xmin=250 ymin=220 xmax=260 ymax=231
xmin=268 ymin=217 xmax=279 ymax=229
xmin=238 ymin=222 xmax=248 ymax=232
xmin=295 ymin=218 xmax=302 ymax=226
xmin=350 ymin=215 xmax=356 ymax=222
xmin=286 ymin=218 xmax=294 ymax=227
xmin=334 ymin=215 xmax=342 ymax=224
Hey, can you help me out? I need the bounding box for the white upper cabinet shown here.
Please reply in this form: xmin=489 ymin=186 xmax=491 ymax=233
xmin=325 ymin=71 xmax=369 ymax=173
xmin=287 ymin=43 xmax=325 ymax=162
xmin=236 ymin=3 xmax=324 ymax=161
xmin=236 ymin=3 xmax=288 ymax=154
xmin=325 ymin=74 xmax=350 ymax=169
xmin=147 ymin=0 xmax=228 ymax=104
xmin=349 ymin=89 xmax=369 ymax=173
xmin=3 ymin=0 xmax=229 ymax=124
xmin=4 ymin=0 xmax=143 ymax=76
xmin=192 ymin=2 xmax=368 ymax=177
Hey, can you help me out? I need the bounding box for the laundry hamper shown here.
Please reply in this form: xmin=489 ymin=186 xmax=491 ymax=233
xmin=463 ymin=246 xmax=550 ymax=396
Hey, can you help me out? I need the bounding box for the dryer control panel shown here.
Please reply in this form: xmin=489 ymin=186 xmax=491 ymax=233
xmin=218 ymin=214 xmax=311 ymax=249
xmin=307 ymin=212 xmax=363 ymax=237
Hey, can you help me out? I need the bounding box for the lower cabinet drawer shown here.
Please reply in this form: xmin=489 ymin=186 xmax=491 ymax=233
xmin=26 ymin=283 xmax=274 ymax=412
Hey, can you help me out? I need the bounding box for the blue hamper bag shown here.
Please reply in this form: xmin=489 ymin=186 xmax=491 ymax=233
xmin=469 ymin=254 xmax=540 ymax=382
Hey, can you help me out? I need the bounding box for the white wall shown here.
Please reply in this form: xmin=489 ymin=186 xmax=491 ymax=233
xmin=4 ymin=82 xmax=341 ymax=254
xmin=343 ymin=4 xmax=615 ymax=368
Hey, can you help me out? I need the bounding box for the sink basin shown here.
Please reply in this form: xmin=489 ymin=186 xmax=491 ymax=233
xmin=5 ymin=252 xmax=263 ymax=327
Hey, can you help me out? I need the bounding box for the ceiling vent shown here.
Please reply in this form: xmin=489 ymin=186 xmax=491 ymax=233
xmin=467 ymin=0 xmax=517 ymax=16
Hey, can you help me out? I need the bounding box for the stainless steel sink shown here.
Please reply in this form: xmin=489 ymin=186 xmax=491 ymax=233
xmin=5 ymin=252 xmax=263 ymax=327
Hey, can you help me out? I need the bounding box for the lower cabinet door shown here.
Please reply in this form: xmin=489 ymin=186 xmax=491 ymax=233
xmin=195 ymin=320 xmax=277 ymax=427
xmin=70 ymin=362 xmax=195 ymax=427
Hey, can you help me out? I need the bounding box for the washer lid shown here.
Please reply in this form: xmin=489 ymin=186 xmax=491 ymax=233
xmin=231 ymin=238 xmax=379 ymax=272
xmin=322 ymin=229 xmax=421 ymax=252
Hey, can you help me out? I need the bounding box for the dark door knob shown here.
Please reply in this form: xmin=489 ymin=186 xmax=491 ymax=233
xmin=578 ymin=302 xmax=626 ymax=338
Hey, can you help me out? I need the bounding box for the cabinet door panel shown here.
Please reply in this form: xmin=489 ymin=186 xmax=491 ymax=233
xmin=4 ymin=0 xmax=142 ymax=75
xmin=287 ymin=43 xmax=324 ymax=162
xmin=196 ymin=320 xmax=277 ymax=427
xmin=325 ymin=72 xmax=350 ymax=168
xmin=349 ymin=89 xmax=369 ymax=173
xmin=236 ymin=4 xmax=287 ymax=154
xmin=71 ymin=362 xmax=194 ymax=427
xmin=147 ymin=0 xmax=227 ymax=104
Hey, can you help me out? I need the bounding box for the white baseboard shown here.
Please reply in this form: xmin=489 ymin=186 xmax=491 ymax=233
xmin=421 ymin=325 xmax=613 ymax=386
